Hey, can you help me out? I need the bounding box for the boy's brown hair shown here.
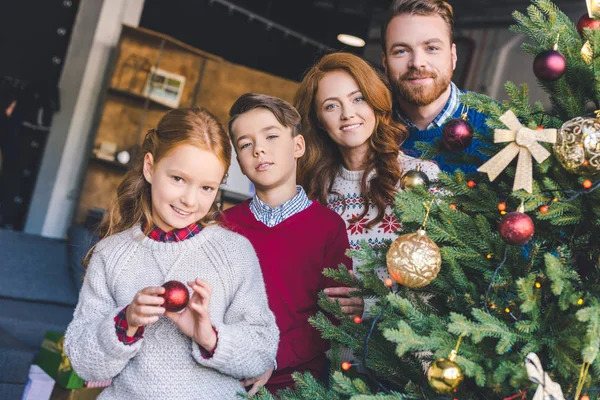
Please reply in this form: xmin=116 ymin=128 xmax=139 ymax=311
xmin=228 ymin=93 xmax=301 ymax=141
xmin=381 ymin=0 xmax=454 ymax=52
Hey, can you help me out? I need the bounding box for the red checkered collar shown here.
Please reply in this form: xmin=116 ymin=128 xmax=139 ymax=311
xmin=146 ymin=222 xmax=202 ymax=243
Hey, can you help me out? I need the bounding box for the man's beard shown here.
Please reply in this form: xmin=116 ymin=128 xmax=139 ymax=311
xmin=390 ymin=67 xmax=453 ymax=107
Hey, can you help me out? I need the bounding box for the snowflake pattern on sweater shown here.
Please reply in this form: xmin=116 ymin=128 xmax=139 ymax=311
xmin=327 ymin=153 xmax=440 ymax=284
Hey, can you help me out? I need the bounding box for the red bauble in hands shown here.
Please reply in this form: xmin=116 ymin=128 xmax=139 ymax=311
xmin=442 ymin=117 xmax=474 ymax=151
xmin=161 ymin=281 xmax=190 ymax=312
xmin=498 ymin=211 xmax=535 ymax=246
xmin=577 ymin=14 xmax=600 ymax=35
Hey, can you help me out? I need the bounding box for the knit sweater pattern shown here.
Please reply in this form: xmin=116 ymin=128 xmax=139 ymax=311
xmin=65 ymin=224 xmax=279 ymax=400
xmin=328 ymin=153 xmax=440 ymax=316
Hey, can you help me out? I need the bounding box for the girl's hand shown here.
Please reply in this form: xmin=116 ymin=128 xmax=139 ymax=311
xmin=165 ymin=279 xmax=216 ymax=352
xmin=126 ymin=286 xmax=166 ymax=336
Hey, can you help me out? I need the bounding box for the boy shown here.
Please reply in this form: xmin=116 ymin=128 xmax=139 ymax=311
xmin=222 ymin=93 xmax=351 ymax=394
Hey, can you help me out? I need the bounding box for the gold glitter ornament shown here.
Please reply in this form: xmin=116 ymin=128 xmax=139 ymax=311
xmin=427 ymin=350 xmax=464 ymax=395
xmin=553 ymin=115 xmax=600 ymax=175
xmin=400 ymin=164 xmax=430 ymax=190
xmin=386 ymin=229 xmax=441 ymax=288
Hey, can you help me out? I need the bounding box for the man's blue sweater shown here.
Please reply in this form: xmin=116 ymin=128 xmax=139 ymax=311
xmin=398 ymin=97 xmax=490 ymax=174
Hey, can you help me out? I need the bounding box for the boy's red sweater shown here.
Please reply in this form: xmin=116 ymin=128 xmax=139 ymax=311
xmin=222 ymin=200 xmax=351 ymax=392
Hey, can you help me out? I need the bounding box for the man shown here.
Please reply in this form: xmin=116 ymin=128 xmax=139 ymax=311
xmin=381 ymin=0 xmax=489 ymax=173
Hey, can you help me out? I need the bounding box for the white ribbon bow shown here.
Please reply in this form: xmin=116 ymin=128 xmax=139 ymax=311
xmin=525 ymin=353 xmax=565 ymax=400
xmin=477 ymin=110 xmax=557 ymax=193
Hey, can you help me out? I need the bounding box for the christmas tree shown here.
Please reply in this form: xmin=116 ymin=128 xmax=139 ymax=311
xmin=248 ymin=1 xmax=600 ymax=398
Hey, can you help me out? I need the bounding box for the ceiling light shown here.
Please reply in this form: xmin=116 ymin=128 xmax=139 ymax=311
xmin=337 ymin=34 xmax=365 ymax=48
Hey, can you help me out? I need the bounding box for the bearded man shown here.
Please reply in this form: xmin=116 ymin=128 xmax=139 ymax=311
xmin=381 ymin=0 xmax=490 ymax=173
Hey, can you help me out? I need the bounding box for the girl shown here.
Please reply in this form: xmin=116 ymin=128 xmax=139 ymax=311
xmin=295 ymin=53 xmax=440 ymax=318
xmin=65 ymin=108 xmax=279 ymax=399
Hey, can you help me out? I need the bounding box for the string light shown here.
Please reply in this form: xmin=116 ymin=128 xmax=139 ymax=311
xmin=583 ymin=179 xmax=593 ymax=189
xmin=578 ymin=298 xmax=584 ymax=305
xmin=353 ymin=316 xmax=362 ymax=324
xmin=505 ymin=307 xmax=511 ymax=313
xmin=539 ymin=205 xmax=549 ymax=214
xmin=535 ymin=282 xmax=541 ymax=289
xmin=467 ymin=180 xmax=476 ymax=188
xmin=341 ymin=362 xmax=352 ymax=371
xmin=486 ymin=254 xmax=492 ymax=259
xmin=450 ymin=204 xmax=457 ymax=210
xmin=497 ymin=202 xmax=507 ymax=211
xmin=384 ymin=278 xmax=394 ymax=287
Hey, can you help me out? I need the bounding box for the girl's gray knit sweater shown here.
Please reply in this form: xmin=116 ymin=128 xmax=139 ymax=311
xmin=65 ymin=224 xmax=279 ymax=399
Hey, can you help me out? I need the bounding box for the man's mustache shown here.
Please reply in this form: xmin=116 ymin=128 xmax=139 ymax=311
xmin=399 ymin=70 xmax=438 ymax=80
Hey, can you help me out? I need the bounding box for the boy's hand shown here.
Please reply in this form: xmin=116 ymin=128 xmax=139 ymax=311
xmin=324 ymin=270 xmax=364 ymax=317
xmin=126 ymin=286 xmax=166 ymax=336
xmin=165 ymin=279 xmax=216 ymax=352
xmin=240 ymin=365 xmax=274 ymax=396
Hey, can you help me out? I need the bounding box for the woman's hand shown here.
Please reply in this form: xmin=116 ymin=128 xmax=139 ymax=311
xmin=165 ymin=279 xmax=217 ymax=352
xmin=126 ymin=286 xmax=166 ymax=336
xmin=324 ymin=286 xmax=365 ymax=317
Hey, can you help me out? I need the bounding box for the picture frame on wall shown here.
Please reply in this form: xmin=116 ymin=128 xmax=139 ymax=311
xmin=143 ymin=67 xmax=186 ymax=108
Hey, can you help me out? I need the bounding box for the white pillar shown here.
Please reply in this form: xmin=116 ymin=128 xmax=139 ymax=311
xmin=26 ymin=0 xmax=145 ymax=238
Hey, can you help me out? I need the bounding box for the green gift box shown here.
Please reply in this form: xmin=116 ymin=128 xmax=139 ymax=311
xmin=37 ymin=330 xmax=85 ymax=389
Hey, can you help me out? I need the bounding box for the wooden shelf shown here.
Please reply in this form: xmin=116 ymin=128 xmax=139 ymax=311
xmin=89 ymin=155 xmax=129 ymax=172
xmin=107 ymin=87 xmax=173 ymax=110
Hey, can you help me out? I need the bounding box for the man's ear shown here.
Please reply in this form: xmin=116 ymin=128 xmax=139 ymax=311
xmin=294 ymin=134 xmax=306 ymax=160
xmin=382 ymin=51 xmax=388 ymax=75
xmin=143 ymin=152 xmax=154 ymax=184
xmin=451 ymin=43 xmax=457 ymax=71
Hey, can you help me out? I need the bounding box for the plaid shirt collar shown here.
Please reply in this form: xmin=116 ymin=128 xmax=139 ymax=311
xmin=249 ymin=185 xmax=312 ymax=227
xmin=146 ymin=222 xmax=202 ymax=243
xmin=394 ymin=82 xmax=461 ymax=130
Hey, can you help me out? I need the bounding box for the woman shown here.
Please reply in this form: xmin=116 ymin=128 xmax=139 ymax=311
xmin=295 ymin=52 xmax=439 ymax=318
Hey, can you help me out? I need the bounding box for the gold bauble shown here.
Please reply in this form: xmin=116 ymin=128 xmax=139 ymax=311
xmin=386 ymin=229 xmax=441 ymax=288
xmin=400 ymin=164 xmax=430 ymax=190
xmin=427 ymin=356 xmax=464 ymax=395
xmin=553 ymin=116 xmax=600 ymax=175
xmin=581 ymin=40 xmax=593 ymax=64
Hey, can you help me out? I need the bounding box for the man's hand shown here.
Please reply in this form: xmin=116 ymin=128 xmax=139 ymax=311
xmin=240 ymin=365 xmax=274 ymax=396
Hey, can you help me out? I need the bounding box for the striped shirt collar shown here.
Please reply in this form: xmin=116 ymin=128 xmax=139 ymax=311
xmin=249 ymin=185 xmax=312 ymax=227
xmin=394 ymin=81 xmax=461 ymax=130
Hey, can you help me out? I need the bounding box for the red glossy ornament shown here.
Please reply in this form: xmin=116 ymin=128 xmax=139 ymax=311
xmin=533 ymin=48 xmax=566 ymax=81
xmin=577 ymin=14 xmax=600 ymax=35
xmin=498 ymin=211 xmax=535 ymax=246
xmin=161 ymin=280 xmax=190 ymax=312
xmin=442 ymin=116 xmax=474 ymax=151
